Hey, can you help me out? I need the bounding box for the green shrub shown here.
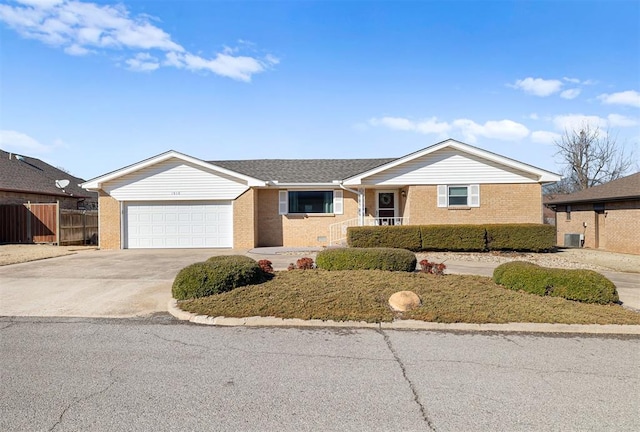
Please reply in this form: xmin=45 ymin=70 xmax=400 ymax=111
xmin=316 ymin=247 xmax=417 ymax=271
xmin=173 ymin=257 xmax=265 ymax=300
xmin=486 ymin=224 xmax=556 ymax=252
xmin=206 ymin=255 xmax=258 ymax=266
xmin=348 ymin=226 xmax=422 ymax=250
xmin=493 ymin=261 xmax=619 ymax=304
xmin=420 ymin=225 xmax=486 ymax=251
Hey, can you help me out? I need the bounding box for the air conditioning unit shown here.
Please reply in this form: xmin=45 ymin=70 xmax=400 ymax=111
xmin=564 ymin=233 xmax=583 ymax=248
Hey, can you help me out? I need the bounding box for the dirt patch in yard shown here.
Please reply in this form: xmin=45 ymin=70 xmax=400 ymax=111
xmin=0 ymin=244 xmax=97 ymax=266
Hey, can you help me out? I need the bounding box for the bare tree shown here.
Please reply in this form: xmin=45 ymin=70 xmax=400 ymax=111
xmin=549 ymin=124 xmax=635 ymax=194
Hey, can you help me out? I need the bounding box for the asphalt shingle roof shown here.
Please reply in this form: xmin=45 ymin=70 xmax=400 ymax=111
xmin=0 ymin=149 xmax=95 ymax=199
xmin=210 ymin=158 xmax=396 ymax=183
xmin=545 ymin=172 xmax=640 ymax=204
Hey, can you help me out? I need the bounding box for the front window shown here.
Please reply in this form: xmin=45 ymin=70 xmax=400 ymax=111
xmin=448 ymin=186 xmax=468 ymax=206
xmin=288 ymin=191 xmax=334 ymax=213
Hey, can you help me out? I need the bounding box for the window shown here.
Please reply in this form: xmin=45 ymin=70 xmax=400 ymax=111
xmin=437 ymin=184 xmax=480 ymax=208
xmin=448 ymin=186 xmax=468 ymax=206
xmin=279 ymin=190 xmax=343 ymax=215
xmin=566 ymin=205 xmax=571 ymax=221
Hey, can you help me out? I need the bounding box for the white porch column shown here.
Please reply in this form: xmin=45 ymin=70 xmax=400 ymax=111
xmin=358 ymin=187 xmax=365 ymax=226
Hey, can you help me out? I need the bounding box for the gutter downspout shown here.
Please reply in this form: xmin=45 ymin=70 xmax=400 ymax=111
xmin=338 ymin=182 xmax=365 ymax=226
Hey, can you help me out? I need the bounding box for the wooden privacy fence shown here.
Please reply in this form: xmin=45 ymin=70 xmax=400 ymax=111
xmin=60 ymin=209 xmax=98 ymax=245
xmin=0 ymin=203 xmax=98 ymax=245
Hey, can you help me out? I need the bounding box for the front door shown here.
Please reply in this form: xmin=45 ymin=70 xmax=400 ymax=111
xmin=377 ymin=191 xmax=396 ymax=225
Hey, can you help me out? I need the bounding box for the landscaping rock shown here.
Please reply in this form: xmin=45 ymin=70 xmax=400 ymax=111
xmin=389 ymin=291 xmax=421 ymax=311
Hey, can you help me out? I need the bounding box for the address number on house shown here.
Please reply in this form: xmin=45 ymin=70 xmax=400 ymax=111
xmin=170 ymin=192 xmax=181 ymax=196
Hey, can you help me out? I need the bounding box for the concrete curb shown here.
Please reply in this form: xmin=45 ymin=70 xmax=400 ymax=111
xmin=167 ymin=300 xmax=640 ymax=335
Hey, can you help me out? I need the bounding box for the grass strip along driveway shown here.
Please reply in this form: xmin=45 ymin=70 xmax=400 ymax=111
xmin=179 ymin=270 xmax=640 ymax=325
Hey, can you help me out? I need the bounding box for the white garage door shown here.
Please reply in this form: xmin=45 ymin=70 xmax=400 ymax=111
xmin=125 ymin=201 xmax=233 ymax=248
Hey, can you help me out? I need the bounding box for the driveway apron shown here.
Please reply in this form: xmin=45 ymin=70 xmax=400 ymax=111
xmin=0 ymin=249 xmax=245 ymax=318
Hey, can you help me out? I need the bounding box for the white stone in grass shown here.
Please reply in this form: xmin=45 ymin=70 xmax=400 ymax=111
xmin=389 ymin=291 xmax=421 ymax=312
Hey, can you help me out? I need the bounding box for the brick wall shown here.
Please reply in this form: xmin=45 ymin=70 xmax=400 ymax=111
xmin=233 ymin=188 xmax=257 ymax=249
xmin=98 ymin=192 xmax=121 ymax=249
xmin=405 ymin=183 xmax=542 ymax=225
xmin=555 ymin=200 xmax=640 ymax=254
xmin=256 ymin=189 xmax=360 ymax=247
xmin=0 ymin=190 xmax=81 ymax=209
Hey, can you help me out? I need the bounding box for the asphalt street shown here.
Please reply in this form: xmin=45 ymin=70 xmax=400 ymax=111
xmin=1 ymin=316 xmax=638 ymax=432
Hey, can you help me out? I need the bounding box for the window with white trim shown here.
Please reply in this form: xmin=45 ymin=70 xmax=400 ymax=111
xmin=278 ymin=190 xmax=343 ymax=215
xmin=437 ymin=184 xmax=480 ymax=208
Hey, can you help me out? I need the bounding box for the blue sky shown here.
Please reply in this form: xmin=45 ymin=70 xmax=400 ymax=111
xmin=1 ymin=0 xmax=638 ymax=180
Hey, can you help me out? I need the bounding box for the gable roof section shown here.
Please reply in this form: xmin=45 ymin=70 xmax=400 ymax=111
xmin=546 ymin=172 xmax=640 ymax=205
xmin=81 ymin=150 xmax=266 ymax=190
xmin=82 ymin=139 xmax=562 ymax=192
xmin=0 ymin=149 xmax=94 ymax=199
xmin=343 ymin=139 xmax=561 ymax=185
xmin=211 ymin=158 xmax=395 ymax=183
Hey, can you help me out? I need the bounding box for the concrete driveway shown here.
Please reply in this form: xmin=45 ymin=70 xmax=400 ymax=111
xmin=0 ymin=249 xmax=246 ymax=318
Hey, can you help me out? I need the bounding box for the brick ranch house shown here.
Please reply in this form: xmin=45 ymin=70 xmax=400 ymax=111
xmin=545 ymin=172 xmax=640 ymax=255
xmin=81 ymin=139 xmax=561 ymax=249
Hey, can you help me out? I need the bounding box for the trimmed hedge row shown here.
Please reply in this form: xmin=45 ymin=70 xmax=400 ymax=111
xmin=172 ymin=255 xmax=266 ymax=300
xmin=493 ymin=261 xmax=619 ymax=304
xmin=421 ymin=225 xmax=486 ymax=251
xmin=347 ymin=226 xmax=422 ymax=250
xmin=348 ymin=224 xmax=556 ymax=252
xmin=316 ymin=247 xmax=417 ymax=272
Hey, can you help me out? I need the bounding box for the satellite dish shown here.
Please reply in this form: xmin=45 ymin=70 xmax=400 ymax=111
xmin=55 ymin=179 xmax=70 ymax=189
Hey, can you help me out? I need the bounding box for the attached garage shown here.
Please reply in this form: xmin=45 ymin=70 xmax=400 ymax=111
xmin=81 ymin=151 xmax=263 ymax=249
xmin=125 ymin=201 xmax=233 ymax=249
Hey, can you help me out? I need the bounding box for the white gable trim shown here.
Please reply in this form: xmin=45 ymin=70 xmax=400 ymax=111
xmin=82 ymin=150 xmax=265 ymax=190
xmin=343 ymin=139 xmax=561 ymax=185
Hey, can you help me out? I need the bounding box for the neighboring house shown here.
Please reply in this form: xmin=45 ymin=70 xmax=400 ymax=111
xmin=545 ymin=173 xmax=640 ymax=255
xmin=81 ymin=139 xmax=561 ymax=250
xmin=0 ymin=149 xmax=97 ymax=210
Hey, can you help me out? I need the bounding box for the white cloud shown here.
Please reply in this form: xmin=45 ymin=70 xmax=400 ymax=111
xmin=369 ymin=117 xmax=414 ymax=131
xmin=531 ymin=130 xmax=561 ymax=145
xmin=560 ymin=88 xmax=581 ymax=100
xmin=552 ymin=113 xmax=639 ymax=131
xmin=125 ymin=52 xmax=159 ymax=72
xmin=64 ymin=43 xmax=91 ymax=55
xmin=368 ymin=116 xmax=451 ymax=135
xmin=453 ymin=119 xmax=530 ymax=143
xmin=562 ymin=77 xmax=596 ymax=85
xmin=0 ymin=130 xmax=64 ymax=153
xmin=528 ymin=113 xmax=539 ymax=120
xmin=607 ymin=114 xmax=638 ymax=128
xmin=0 ymin=0 xmax=277 ymax=81
xmin=597 ymin=90 xmax=640 ymax=108
xmin=369 ymin=116 xmax=529 ymax=143
xmin=509 ymin=77 xmax=563 ymax=97
xmin=552 ymin=114 xmax=608 ymax=131
xmin=166 ymin=51 xmax=278 ymax=82
xmin=16 ymin=1 xmax=64 ymax=7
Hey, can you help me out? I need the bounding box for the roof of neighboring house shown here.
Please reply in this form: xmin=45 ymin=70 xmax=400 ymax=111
xmin=545 ymin=172 xmax=640 ymax=205
xmin=0 ymin=149 xmax=95 ymax=199
xmin=210 ymin=158 xmax=395 ymax=183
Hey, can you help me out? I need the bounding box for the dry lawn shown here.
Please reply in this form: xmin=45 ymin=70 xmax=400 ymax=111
xmin=180 ymin=270 xmax=640 ymax=325
xmin=0 ymin=244 xmax=96 ymax=266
